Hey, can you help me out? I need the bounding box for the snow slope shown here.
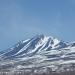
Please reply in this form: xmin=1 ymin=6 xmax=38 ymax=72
xmin=0 ymin=34 xmax=75 ymax=73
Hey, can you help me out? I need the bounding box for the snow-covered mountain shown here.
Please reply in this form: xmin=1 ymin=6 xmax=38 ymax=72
xmin=0 ymin=34 xmax=75 ymax=74
xmin=0 ymin=34 xmax=68 ymax=58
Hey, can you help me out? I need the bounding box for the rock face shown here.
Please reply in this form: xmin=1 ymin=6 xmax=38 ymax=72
xmin=0 ymin=34 xmax=75 ymax=75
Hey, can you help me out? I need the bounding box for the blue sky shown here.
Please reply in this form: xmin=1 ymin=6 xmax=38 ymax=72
xmin=0 ymin=0 xmax=75 ymax=50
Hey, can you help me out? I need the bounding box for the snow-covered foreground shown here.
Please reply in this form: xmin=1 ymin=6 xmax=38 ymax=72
xmin=0 ymin=34 xmax=75 ymax=74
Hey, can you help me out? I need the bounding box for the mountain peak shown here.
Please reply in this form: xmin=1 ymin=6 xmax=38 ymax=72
xmin=0 ymin=34 xmax=68 ymax=58
xmin=0 ymin=34 xmax=75 ymax=74
xmin=33 ymin=34 xmax=58 ymax=41
xmin=33 ymin=34 xmax=45 ymax=39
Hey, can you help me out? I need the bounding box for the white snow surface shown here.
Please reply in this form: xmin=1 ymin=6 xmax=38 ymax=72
xmin=0 ymin=34 xmax=75 ymax=72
